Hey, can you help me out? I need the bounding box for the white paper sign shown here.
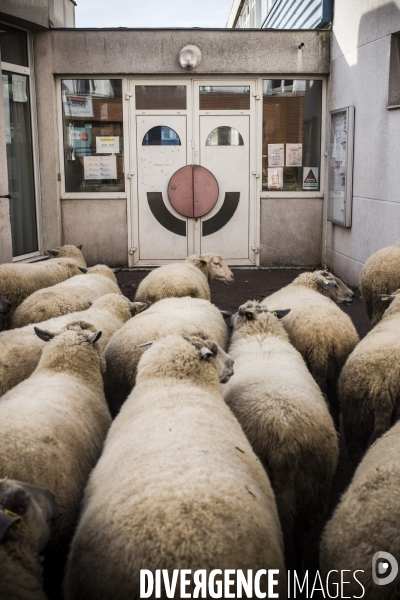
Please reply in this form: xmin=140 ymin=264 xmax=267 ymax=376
xmin=2 ymin=76 xmax=11 ymax=144
xmin=268 ymin=167 xmax=283 ymax=189
xmin=268 ymin=144 xmax=284 ymax=167
xmin=64 ymin=95 xmax=94 ymax=117
xmin=96 ymin=136 xmax=119 ymax=154
xmin=84 ymin=155 xmax=117 ymax=180
xmin=303 ymin=167 xmax=319 ymax=190
xmin=286 ymin=143 xmax=302 ymax=167
xmin=12 ymin=74 xmax=28 ymax=103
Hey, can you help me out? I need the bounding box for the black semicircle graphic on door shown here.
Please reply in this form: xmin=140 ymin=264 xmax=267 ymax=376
xmin=202 ymin=193 xmax=240 ymax=237
xmin=147 ymin=192 xmax=186 ymax=237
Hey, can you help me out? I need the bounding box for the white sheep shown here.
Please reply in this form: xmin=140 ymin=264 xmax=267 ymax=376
xmin=12 ymin=264 xmax=122 ymax=328
xmin=360 ymin=243 xmax=400 ymax=326
xmin=0 ymin=321 xmax=111 ymax=551
xmin=0 ymin=245 xmax=86 ymax=330
xmin=260 ymin=270 xmax=359 ymax=398
xmin=104 ymin=296 xmax=229 ymax=417
xmin=0 ymin=297 xmax=11 ymax=322
xmin=64 ymin=333 xmax=286 ymax=599
xmin=134 ymin=253 xmax=234 ymax=305
xmin=320 ymin=418 xmax=400 ymax=598
xmin=0 ymin=478 xmax=62 ymax=600
xmin=222 ymin=301 xmax=339 ymax=569
xmin=0 ymin=294 xmax=145 ymax=398
xmin=339 ymin=289 xmax=400 ymax=462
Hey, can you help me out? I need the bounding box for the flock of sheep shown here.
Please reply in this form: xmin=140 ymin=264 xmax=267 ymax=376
xmin=0 ymin=242 xmax=399 ymax=599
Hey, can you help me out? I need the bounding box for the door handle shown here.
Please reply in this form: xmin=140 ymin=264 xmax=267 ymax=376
xmin=0 ymin=194 xmax=12 ymax=199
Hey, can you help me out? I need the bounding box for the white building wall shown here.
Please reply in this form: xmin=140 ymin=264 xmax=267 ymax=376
xmin=326 ymin=0 xmax=400 ymax=285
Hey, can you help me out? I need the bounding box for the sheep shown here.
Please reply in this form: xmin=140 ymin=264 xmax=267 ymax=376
xmin=360 ymin=243 xmax=400 ymax=326
xmin=339 ymin=289 xmax=400 ymax=463
xmin=104 ymin=296 xmax=229 ymax=417
xmin=134 ymin=253 xmax=234 ymax=305
xmin=222 ymin=301 xmax=339 ymax=570
xmin=0 ymin=245 xmax=86 ymax=330
xmin=64 ymin=333 xmax=286 ymax=600
xmin=0 ymin=294 xmax=146 ymax=397
xmin=260 ymin=270 xmax=359 ymax=402
xmin=320 ymin=419 xmax=400 ymax=599
xmin=12 ymin=264 xmax=122 ymax=328
xmin=0 ymin=321 xmax=111 ymax=552
xmin=0 ymin=478 xmax=62 ymax=600
xmin=0 ymin=297 xmax=11 ymax=321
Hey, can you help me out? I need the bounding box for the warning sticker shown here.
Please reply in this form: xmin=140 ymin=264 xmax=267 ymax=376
xmin=303 ymin=167 xmax=319 ymax=190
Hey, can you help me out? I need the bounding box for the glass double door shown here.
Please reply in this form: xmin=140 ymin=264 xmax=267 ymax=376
xmin=130 ymin=79 xmax=257 ymax=265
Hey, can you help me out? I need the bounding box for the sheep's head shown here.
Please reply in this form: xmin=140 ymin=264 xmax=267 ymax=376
xmin=188 ymin=254 xmax=234 ymax=284
xmin=88 ymin=294 xmax=147 ymax=320
xmin=46 ymin=244 xmax=84 ymax=262
xmin=314 ymin=270 xmax=355 ymax=305
xmin=0 ymin=297 xmax=11 ymax=321
xmin=230 ymin=300 xmax=290 ymax=337
xmin=0 ymin=479 xmax=62 ymax=554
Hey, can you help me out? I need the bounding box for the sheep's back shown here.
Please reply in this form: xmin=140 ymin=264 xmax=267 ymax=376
xmin=134 ymin=263 xmax=210 ymax=304
xmin=360 ymin=244 xmax=400 ymax=325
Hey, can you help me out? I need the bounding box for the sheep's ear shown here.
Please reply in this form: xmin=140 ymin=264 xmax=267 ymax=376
xmin=200 ymin=347 xmax=213 ymax=360
xmin=137 ymin=340 xmax=157 ymax=352
xmin=199 ymin=255 xmax=210 ymax=265
xmin=130 ymin=302 xmax=147 ymax=315
xmin=376 ymin=294 xmax=396 ymax=303
xmin=88 ymin=301 xmax=94 ymax=307
xmin=86 ymin=331 xmax=102 ymax=345
xmin=112 ymin=267 xmax=123 ymax=274
xmin=0 ymin=511 xmax=22 ymax=543
xmin=317 ymin=276 xmax=336 ymax=289
xmin=220 ymin=310 xmax=233 ymax=320
xmin=271 ymin=309 xmax=291 ymax=319
xmin=46 ymin=249 xmax=59 ymax=258
xmin=34 ymin=327 xmax=56 ymax=342
xmin=79 ymin=267 xmax=88 ymax=274
xmin=76 ymin=244 xmax=83 ymax=250
xmin=239 ymin=307 xmax=255 ymax=320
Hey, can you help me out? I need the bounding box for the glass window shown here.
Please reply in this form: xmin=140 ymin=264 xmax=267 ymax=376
xmin=142 ymin=126 xmax=181 ymax=146
xmin=199 ymin=86 xmax=250 ymax=110
xmin=61 ymin=79 xmax=124 ymax=193
xmin=0 ymin=23 xmax=28 ymax=67
xmin=205 ymin=126 xmax=244 ymax=146
xmin=2 ymin=71 xmax=38 ymax=256
xmin=135 ymin=86 xmax=186 ymax=110
xmin=262 ymin=79 xmax=322 ymax=192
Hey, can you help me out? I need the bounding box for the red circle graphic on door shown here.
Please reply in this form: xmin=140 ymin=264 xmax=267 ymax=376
xmin=167 ymin=165 xmax=219 ymax=218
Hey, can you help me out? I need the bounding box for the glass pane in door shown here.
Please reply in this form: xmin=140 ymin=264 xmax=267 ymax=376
xmin=2 ymin=71 xmax=38 ymax=256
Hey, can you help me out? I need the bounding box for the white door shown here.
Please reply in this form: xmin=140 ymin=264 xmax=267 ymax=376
xmin=199 ymin=115 xmax=250 ymax=259
xmin=136 ymin=115 xmax=188 ymax=260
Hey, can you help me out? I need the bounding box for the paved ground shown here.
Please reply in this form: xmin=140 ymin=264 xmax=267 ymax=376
xmin=117 ymin=267 xmax=371 ymax=594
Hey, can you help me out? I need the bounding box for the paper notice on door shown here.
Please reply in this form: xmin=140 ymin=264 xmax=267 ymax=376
xmin=286 ymin=143 xmax=302 ymax=167
xmin=64 ymin=95 xmax=94 ymax=117
xmin=2 ymin=76 xmax=11 ymax=144
xmin=96 ymin=136 xmax=119 ymax=154
xmin=303 ymin=167 xmax=319 ymax=190
xmin=12 ymin=74 xmax=28 ymax=102
xmin=268 ymin=144 xmax=284 ymax=167
xmin=268 ymin=167 xmax=283 ymax=189
xmin=84 ymin=155 xmax=117 ymax=180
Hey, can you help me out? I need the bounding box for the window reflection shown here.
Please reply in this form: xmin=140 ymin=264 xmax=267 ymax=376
xmin=205 ymin=127 xmax=244 ymax=146
xmin=199 ymin=86 xmax=250 ymax=110
xmin=142 ymin=126 xmax=181 ymax=146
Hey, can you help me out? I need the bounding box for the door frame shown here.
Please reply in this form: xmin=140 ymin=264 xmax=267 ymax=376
xmin=127 ymin=76 xmax=260 ymax=267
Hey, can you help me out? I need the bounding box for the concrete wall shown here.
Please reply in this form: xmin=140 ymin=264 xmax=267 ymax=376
xmin=31 ymin=27 xmax=330 ymax=267
xmin=261 ymin=198 xmax=323 ymax=267
xmin=61 ymin=199 xmax=128 ymax=266
xmin=326 ymin=0 xmax=400 ymax=285
xmin=0 ymin=47 xmax=13 ymax=264
xmin=0 ymin=0 xmax=75 ymax=30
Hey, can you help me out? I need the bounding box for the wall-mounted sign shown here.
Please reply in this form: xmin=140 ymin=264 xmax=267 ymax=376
xmin=286 ymin=143 xmax=302 ymax=167
xmin=328 ymin=107 xmax=355 ymax=228
xmin=303 ymin=167 xmax=319 ymax=190
xmin=63 ymin=95 xmax=94 ymax=117
xmin=84 ymin=155 xmax=117 ymax=180
xmin=96 ymin=136 xmax=119 ymax=154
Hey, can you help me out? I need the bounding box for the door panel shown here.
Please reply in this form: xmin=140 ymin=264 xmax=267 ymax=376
xmin=199 ymin=116 xmax=250 ymax=259
xmin=136 ymin=115 xmax=188 ymax=260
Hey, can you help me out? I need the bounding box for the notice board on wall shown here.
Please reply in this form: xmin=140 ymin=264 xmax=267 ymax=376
xmin=327 ymin=107 xmax=355 ymax=227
